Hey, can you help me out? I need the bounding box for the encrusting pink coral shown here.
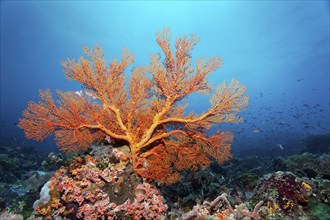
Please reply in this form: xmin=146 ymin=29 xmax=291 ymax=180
xmin=120 ymin=182 xmax=168 ymax=220
xmin=33 ymin=150 xmax=168 ymax=219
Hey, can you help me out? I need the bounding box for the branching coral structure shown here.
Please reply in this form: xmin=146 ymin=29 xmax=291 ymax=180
xmin=19 ymin=28 xmax=248 ymax=185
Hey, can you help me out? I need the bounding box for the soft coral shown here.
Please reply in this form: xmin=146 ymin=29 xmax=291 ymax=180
xmin=19 ymin=28 xmax=248 ymax=185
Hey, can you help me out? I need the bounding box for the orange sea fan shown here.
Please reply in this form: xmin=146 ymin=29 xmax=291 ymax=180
xmin=19 ymin=28 xmax=248 ymax=184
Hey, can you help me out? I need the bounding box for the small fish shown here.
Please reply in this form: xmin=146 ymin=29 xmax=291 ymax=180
xmin=75 ymin=90 xmax=83 ymax=96
xmin=252 ymin=129 xmax=260 ymax=133
xmin=104 ymin=135 xmax=111 ymax=143
xmin=276 ymin=143 xmax=284 ymax=150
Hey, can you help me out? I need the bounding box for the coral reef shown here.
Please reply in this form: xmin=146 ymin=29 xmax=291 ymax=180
xmin=168 ymin=192 xmax=264 ymax=220
xmin=0 ymin=137 xmax=54 ymax=218
xmin=121 ymin=182 xmax=168 ymax=220
xmin=251 ymin=171 xmax=314 ymax=218
xmin=285 ymin=152 xmax=330 ymax=178
xmin=0 ymin=211 xmax=24 ymax=220
xmin=18 ymin=28 xmax=248 ymax=185
xmin=31 ymin=147 xmax=167 ymax=220
xmin=8 ymin=28 xmax=329 ymax=219
xmin=1 ymin=140 xmax=330 ymax=219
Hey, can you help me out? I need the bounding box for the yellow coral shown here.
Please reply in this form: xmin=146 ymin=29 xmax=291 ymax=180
xmin=267 ymin=200 xmax=280 ymax=216
xmin=302 ymin=181 xmax=312 ymax=191
xmin=283 ymin=200 xmax=295 ymax=210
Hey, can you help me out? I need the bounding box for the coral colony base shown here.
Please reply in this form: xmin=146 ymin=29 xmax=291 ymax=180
xmin=0 ymin=29 xmax=327 ymax=219
xmin=1 ymin=140 xmax=330 ymax=219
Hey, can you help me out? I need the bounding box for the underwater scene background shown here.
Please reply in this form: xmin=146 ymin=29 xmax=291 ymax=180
xmin=0 ymin=1 xmax=329 ymax=219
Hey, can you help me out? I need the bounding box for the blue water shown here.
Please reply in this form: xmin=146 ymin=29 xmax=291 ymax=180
xmin=1 ymin=1 xmax=329 ymax=152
